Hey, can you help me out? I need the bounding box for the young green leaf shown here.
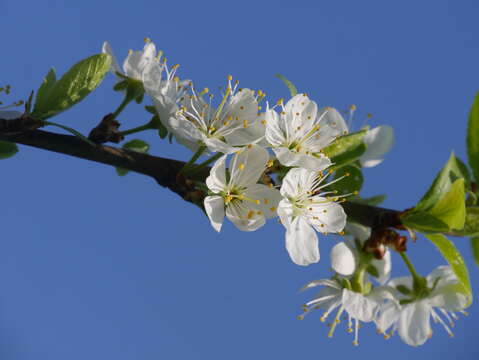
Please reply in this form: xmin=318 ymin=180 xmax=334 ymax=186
xmin=414 ymin=152 xmax=464 ymax=213
xmin=471 ymin=237 xmax=479 ymax=266
xmin=467 ymin=92 xmax=479 ymax=183
xmin=0 ymin=141 xmax=19 ymax=159
xmin=115 ymin=139 xmax=150 ymax=176
xmin=427 ymin=178 xmax=466 ymax=230
xmin=322 ymin=130 xmax=367 ymax=169
xmin=275 ymin=74 xmax=298 ymax=97
xmin=32 ymin=54 xmax=111 ymax=119
xmin=401 ymin=211 xmax=450 ymax=233
xmin=425 ymin=233 xmax=472 ymax=305
xmin=449 ymin=207 xmax=479 ymax=237
xmin=349 ymin=194 xmax=386 ymax=206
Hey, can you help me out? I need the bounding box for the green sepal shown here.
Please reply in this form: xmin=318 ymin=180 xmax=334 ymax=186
xmin=113 ymin=80 xmax=128 ymax=92
xmin=115 ymin=139 xmax=150 ymax=176
xmin=32 ymin=54 xmax=111 ymax=120
xmin=322 ymin=130 xmax=367 ymax=169
xmin=467 ymin=92 xmax=479 ymax=183
xmin=0 ymin=141 xmax=19 ymax=159
xmin=425 ymin=233 xmax=472 ymax=306
xmin=396 ymin=285 xmax=412 ymax=295
xmin=275 ymin=74 xmax=298 ymax=97
xmin=366 ymin=264 xmax=379 ymax=278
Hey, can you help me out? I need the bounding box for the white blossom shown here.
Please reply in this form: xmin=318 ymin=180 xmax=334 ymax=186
xmin=299 ymin=277 xmax=386 ymax=346
xmin=102 ymin=39 xmax=158 ymax=81
xmin=265 ymin=94 xmax=347 ymax=171
xmin=171 ymin=77 xmax=265 ymax=153
xmin=375 ymin=266 xmax=470 ymax=346
xmin=278 ymin=168 xmax=347 ymax=266
xmin=204 ymin=145 xmax=281 ymax=232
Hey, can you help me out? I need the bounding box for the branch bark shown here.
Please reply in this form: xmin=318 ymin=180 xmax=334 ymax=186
xmin=0 ymin=124 xmax=403 ymax=229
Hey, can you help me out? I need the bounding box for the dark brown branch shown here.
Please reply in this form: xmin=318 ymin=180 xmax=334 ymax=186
xmin=0 ymin=125 xmax=403 ymax=229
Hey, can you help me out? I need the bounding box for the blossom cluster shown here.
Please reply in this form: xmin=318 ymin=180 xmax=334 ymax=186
xmin=101 ymin=39 xmax=470 ymax=347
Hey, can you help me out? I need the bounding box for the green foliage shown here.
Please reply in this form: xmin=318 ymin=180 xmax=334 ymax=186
xmin=115 ymin=139 xmax=150 ymax=176
xmin=401 ymin=154 xmax=467 ymax=233
xmin=450 ymin=207 xmax=479 ymax=237
xmin=32 ymin=54 xmax=111 ymax=120
xmin=425 ymin=233 xmax=472 ymax=305
xmin=275 ymin=74 xmax=298 ymax=97
xmin=467 ymin=92 xmax=479 ymax=184
xmin=0 ymin=141 xmax=18 ymax=159
xmin=322 ymin=130 xmax=367 ymax=169
xmin=333 ymin=164 xmax=363 ymax=195
xmin=471 ymin=237 xmax=479 ymax=266
xmin=350 ymin=194 xmax=386 ymax=206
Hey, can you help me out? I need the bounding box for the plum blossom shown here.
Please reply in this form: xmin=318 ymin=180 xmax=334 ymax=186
xmin=171 ymin=77 xmax=264 ymax=153
xmin=204 ymin=145 xmax=281 ymax=232
xmin=265 ymin=94 xmax=347 ymax=171
xmin=375 ymin=266 xmax=470 ymax=346
xmin=278 ymin=167 xmax=347 ymax=266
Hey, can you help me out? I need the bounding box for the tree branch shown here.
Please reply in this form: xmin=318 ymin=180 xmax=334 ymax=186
xmin=0 ymin=124 xmax=403 ymax=229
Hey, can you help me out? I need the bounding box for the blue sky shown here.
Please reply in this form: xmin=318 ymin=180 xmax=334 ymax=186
xmin=1 ymin=0 xmax=478 ymax=359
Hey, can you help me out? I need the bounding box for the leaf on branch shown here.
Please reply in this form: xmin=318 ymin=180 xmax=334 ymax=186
xmin=467 ymin=92 xmax=479 ymax=184
xmin=332 ymin=164 xmax=363 ymax=195
xmin=322 ymin=130 xmax=367 ymax=169
xmin=115 ymin=139 xmax=150 ymax=176
xmin=32 ymin=54 xmax=111 ymax=120
xmin=275 ymin=74 xmax=298 ymax=97
xmin=471 ymin=237 xmax=479 ymax=266
xmin=425 ymin=233 xmax=473 ymax=306
xmin=349 ymin=194 xmax=386 ymax=206
xmin=449 ymin=207 xmax=479 ymax=237
xmin=0 ymin=141 xmax=18 ymax=159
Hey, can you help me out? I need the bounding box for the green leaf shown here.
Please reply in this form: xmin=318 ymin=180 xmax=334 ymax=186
xmin=275 ymin=74 xmax=298 ymax=97
xmin=366 ymin=264 xmax=379 ymax=278
xmin=350 ymin=194 xmax=386 ymax=206
xmin=322 ymin=130 xmax=367 ymax=169
xmin=0 ymin=141 xmax=18 ymax=159
xmin=425 ymin=233 xmax=472 ymax=305
xmin=450 ymin=207 xmax=479 ymax=237
xmin=402 ymin=211 xmax=450 ymax=233
xmin=467 ymin=92 xmax=479 ymax=183
xmin=32 ymin=54 xmax=111 ymax=119
xmin=427 ymin=178 xmax=466 ymax=230
xmin=471 ymin=237 xmax=479 ymax=265
xmin=115 ymin=139 xmax=150 ymax=176
xmin=415 ymin=152 xmax=464 ymax=213
xmin=35 ymin=68 xmax=57 ymax=110
xmin=332 ymin=164 xmax=363 ymax=195
xmin=456 ymin=157 xmax=472 ymax=190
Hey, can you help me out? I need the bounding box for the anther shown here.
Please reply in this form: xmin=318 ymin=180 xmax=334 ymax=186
xmin=239 ymin=163 xmax=245 ymax=171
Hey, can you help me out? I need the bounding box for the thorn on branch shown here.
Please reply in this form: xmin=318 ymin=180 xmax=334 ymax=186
xmin=88 ymin=114 xmax=124 ymax=144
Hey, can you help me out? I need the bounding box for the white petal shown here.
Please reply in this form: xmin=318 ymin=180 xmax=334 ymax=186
xmin=204 ymin=196 xmax=225 ymax=232
xmin=318 ymin=107 xmax=349 ymax=137
xmin=102 ymin=41 xmax=122 ymax=75
xmin=372 ymin=249 xmax=392 ymax=285
xmin=360 ymin=125 xmax=394 ymax=168
xmin=398 ymin=301 xmax=432 ymax=346
xmin=225 ymin=201 xmax=265 ymax=231
xmin=280 ymin=167 xmax=317 ymax=198
xmin=229 ymin=145 xmax=268 ymax=187
xmin=300 ymin=278 xmax=342 ymax=291
xmin=345 ymin=222 xmax=371 ymax=243
xmin=273 ymin=147 xmax=331 ymax=171
xmin=264 ymin=109 xmax=286 ymax=146
xmin=429 ymin=284 xmax=469 ymax=312
xmin=375 ymin=301 xmax=401 ymax=334
xmin=205 ymin=155 xmax=227 ymax=193
xmin=330 ymin=242 xmax=356 ymax=275
xmin=284 ymin=216 xmax=319 ymax=266
xmin=142 ymin=61 xmax=164 ymax=96
xmin=243 ymin=184 xmax=282 ymax=219
xmin=308 ymin=198 xmax=347 ymax=233
xmin=342 ymin=289 xmax=379 ymax=322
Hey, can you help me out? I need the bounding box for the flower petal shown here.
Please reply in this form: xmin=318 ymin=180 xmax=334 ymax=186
xmin=229 ymin=145 xmax=268 ymax=187
xmin=284 ymin=216 xmax=319 ymax=266
xmin=204 ymin=196 xmax=225 ymax=232
xmin=243 ymin=184 xmax=281 ymax=219
xmin=273 ymin=147 xmax=331 ymax=171
xmin=205 ymin=155 xmax=227 ymax=193
xmin=342 ymin=289 xmax=379 ymax=322
xmin=226 ymin=201 xmax=266 ymax=231
xmin=331 ymin=242 xmax=356 ymax=275
xmin=102 ymin=41 xmax=123 ymax=75
xmin=308 ymin=198 xmax=347 ymax=233
xmin=360 ymin=125 xmax=394 ymax=168
xmin=398 ymin=301 xmax=432 ymax=346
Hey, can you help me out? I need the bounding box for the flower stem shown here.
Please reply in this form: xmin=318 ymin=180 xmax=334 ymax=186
xmin=399 ymin=251 xmax=425 ymax=292
xmin=180 ymin=146 xmax=206 ymax=174
xmin=118 ymin=123 xmax=152 ymax=136
xmin=42 ymin=121 xmax=97 ymax=147
xmin=112 ymin=95 xmax=133 ymax=119
xmin=350 ymin=264 xmax=367 ymax=293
